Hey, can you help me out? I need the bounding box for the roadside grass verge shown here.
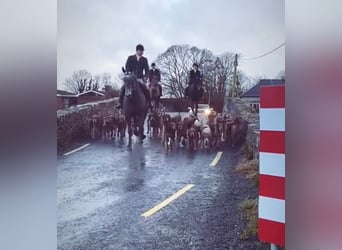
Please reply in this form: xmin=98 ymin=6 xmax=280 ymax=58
xmin=235 ymin=159 xmax=259 ymax=187
xmin=239 ymin=198 xmax=258 ymax=240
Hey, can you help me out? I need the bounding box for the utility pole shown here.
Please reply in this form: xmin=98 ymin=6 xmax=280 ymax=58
xmin=232 ymin=54 xmax=238 ymax=97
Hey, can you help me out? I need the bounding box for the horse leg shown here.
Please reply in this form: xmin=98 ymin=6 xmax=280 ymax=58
xmin=194 ymin=133 xmax=199 ymax=151
xmin=167 ymin=137 xmax=171 ymax=150
xmin=133 ymin=116 xmax=138 ymax=137
xmin=137 ymin=115 xmax=145 ymax=143
xmin=161 ymin=125 xmax=165 ymax=145
xmin=147 ymin=118 xmax=151 ymax=134
xmin=189 ymin=136 xmax=193 ymax=151
xmin=121 ymin=127 xmax=125 ymax=139
xmin=203 ymin=138 xmax=207 ymax=150
xmin=153 ymin=125 xmax=157 ymax=138
xmin=127 ymin=119 xmax=132 ymax=148
xmin=195 ymin=102 xmax=199 ymax=116
xmin=149 ymin=125 xmax=153 ymax=139
xmin=190 ymin=101 xmax=195 ymax=115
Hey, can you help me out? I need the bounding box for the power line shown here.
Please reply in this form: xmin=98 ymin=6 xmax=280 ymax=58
xmin=242 ymin=43 xmax=285 ymax=61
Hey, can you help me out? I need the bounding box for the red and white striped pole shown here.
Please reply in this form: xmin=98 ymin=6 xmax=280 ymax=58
xmin=258 ymin=85 xmax=285 ymax=248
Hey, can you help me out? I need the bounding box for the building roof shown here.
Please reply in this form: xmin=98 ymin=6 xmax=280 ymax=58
xmin=57 ymin=90 xmax=77 ymax=97
xmin=78 ymin=90 xmax=105 ymax=97
xmin=240 ymin=79 xmax=285 ymax=98
xmin=57 ymin=89 xmax=106 ymax=98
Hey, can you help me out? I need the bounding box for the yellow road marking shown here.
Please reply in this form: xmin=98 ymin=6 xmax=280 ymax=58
xmin=210 ymin=151 xmax=223 ymax=167
xmin=64 ymin=143 xmax=90 ymax=156
xmin=141 ymin=184 xmax=195 ymax=218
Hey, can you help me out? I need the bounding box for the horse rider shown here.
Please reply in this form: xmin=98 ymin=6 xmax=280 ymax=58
xmin=148 ymin=62 xmax=162 ymax=97
xmin=116 ymin=44 xmax=151 ymax=109
xmin=185 ymin=63 xmax=203 ymax=98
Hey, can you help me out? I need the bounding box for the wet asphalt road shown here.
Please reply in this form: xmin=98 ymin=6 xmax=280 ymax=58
xmin=58 ymin=115 xmax=267 ymax=250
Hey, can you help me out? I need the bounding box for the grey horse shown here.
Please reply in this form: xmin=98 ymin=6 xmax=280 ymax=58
xmin=121 ymin=67 xmax=148 ymax=147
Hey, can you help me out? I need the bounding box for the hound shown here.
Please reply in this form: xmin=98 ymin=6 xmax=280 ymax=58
xmin=200 ymin=124 xmax=212 ymax=150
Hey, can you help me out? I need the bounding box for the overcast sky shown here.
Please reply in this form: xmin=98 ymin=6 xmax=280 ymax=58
xmin=58 ymin=0 xmax=284 ymax=90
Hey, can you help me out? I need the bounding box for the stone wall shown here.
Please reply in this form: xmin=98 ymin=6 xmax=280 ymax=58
xmin=57 ymin=97 xmax=191 ymax=151
xmin=57 ymin=96 xmax=226 ymax=152
xmin=57 ymin=98 xmax=119 ymax=151
xmin=224 ymin=97 xmax=260 ymax=159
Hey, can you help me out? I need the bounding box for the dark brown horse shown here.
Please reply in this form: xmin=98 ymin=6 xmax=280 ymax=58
xmin=121 ymin=68 xmax=148 ymax=148
xmin=148 ymin=76 xmax=161 ymax=111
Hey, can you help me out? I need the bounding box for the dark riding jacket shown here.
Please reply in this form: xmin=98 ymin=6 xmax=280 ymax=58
xmin=148 ymin=69 xmax=161 ymax=82
xmin=189 ymin=69 xmax=202 ymax=85
xmin=125 ymin=55 xmax=149 ymax=79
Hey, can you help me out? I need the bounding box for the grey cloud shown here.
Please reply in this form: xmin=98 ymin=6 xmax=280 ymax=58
xmin=58 ymin=0 xmax=284 ymax=89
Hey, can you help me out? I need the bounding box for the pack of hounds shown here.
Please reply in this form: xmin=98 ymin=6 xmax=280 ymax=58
xmin=147 ymin=106 xmax=248 ymax=151
xmin=88 ymin=105 xmax=248 ymax=151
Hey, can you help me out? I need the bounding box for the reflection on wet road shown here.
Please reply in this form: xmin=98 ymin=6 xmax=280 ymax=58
xmin=58 ymin=128 xmax=265 ymax=249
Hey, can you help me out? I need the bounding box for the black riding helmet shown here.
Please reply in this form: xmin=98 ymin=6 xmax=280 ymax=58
xmin=136 ymin=44 xmax=144 ymax=51
xmin=151 ymin=63 xmax=156 ymax=67
xmin=193 ymin=63 xmax=198 ymax=68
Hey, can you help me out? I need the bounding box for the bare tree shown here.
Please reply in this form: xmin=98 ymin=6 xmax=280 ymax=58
xmin=215 ymin=52 xmax=236 ymax=94
xmin=64 ymin=70 xmax=91 ymax=94
xmin=63 ymin=70 xmax=102 ymax=94
xmin=87 ymin=74 xmax=101 ymax=91
xmin=155 ymin=45 xmax=190 ymax=98
xmin=190 ymin=47 xmax=216 ymax=95
xmin=113 ymin=72 xmax=125 ymax=89
xmin=155 ymin=45 xmax=217 ymax=98
xmin=153 ymin=44 xmax=258 ymax=101
xmin=101 ymin=72 xmax=112 ymax=86
xmin=101 ymin=72 xmax=121 ymax=98
xmin=238 ymin=73 xmax=261 ymax=93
